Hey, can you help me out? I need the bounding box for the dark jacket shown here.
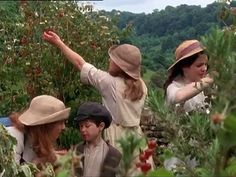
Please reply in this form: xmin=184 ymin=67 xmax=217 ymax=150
xmin=76 ymin=141 xmax=122 ymax=177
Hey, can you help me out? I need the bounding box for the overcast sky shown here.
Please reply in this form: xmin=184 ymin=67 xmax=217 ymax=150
xmin=89 ymin=0 xmax=216 ymax=14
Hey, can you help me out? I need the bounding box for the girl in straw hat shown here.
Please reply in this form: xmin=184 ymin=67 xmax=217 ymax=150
xmin=164 ymin=40 xmax=214 ymax=113
xmin=6 ymin=95 xmax=71 ymax=167
xmin=43 ymin=31 xmax=148 ymax=152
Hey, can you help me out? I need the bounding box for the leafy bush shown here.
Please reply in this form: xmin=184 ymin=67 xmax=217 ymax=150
xmin=146 ymin=1 xmax=236 ymax=176
xmin=0 ymin=1 xmax=127 ymax=118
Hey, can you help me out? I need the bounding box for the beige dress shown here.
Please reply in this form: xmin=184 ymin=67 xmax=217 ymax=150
xmin=81 ymin=63 xmax=147 ymax=150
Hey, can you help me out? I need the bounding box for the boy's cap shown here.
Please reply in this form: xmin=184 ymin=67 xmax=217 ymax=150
xmin=74 ymin=102 xmax=112 ymax=128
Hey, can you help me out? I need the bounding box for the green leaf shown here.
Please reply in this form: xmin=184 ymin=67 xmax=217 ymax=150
xmin=146 ymin=168 xmax=174 ymax=177
xmin=225 ymin=158 xmax=236 ymax=176
xmin=224 ymin=114 xmax=236 ymax=134
xmin=56 ymin=170 xmax=70 ymax=177
xmin=195 ymin=167 xmax=212 ymax=177
xmin=218 ymin=114 xmax=236 ymax=149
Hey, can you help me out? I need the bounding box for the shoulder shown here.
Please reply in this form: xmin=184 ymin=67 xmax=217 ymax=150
xmin=167 ymin=76 xmax=185 ymax=93
xmin=6 ymin=126 xmax=24 ymax=140
xmin=81 ymin=63 xmax=110 ymax=78
xmin=140 ymin=79 xmax=148 ymax=94
xmin=108 ymin=144 xmax=122 ymax=160
xmin=76 ymin=142 xmax=85 ymax=154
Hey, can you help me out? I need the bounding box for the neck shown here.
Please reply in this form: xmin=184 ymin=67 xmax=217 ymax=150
xmin=183 ymin=77 xmax=192 ymax=84
xmin=86 ymin=135 xmax=103 ymax=149
xmin=182 ymin=73 xmax=195 ymax=84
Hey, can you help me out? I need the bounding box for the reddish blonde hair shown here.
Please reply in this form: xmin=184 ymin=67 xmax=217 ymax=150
xmin=9 ymin=112 xmax=57 ymax=166
xmin=27 ymin=123 xmax=57 ymax=165
xmin=9 ymin=112 xmax=25 ymax=132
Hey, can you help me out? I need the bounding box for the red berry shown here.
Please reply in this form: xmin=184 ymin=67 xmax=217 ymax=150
xmin=139 ymin=153 xmax=147 ymax=162
xmin=20 ymin=36 xmax=28 ymax=45
xmin=148 ymin=139 xmax=157 ymax=149
xmin=144 ymin=148 xmax=154 ymax=159
xmin=35 ymin=67 xmax=42 ymax=75
xmin=140 ymin=162 xmax=151 ymax=173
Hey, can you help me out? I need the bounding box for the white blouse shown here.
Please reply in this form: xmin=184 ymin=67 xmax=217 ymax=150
xmin=166 ymin=76 xmax=210 ymax=113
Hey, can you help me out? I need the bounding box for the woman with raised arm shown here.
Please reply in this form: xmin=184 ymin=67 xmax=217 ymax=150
xmin=43 ymin=31 xmax=148 ymax=152
xmin=164 ymin=40 xmax=214 ymax=113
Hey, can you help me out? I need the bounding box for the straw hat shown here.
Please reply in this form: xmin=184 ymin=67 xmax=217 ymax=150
xmin=74 ymin=102 xmax=112 ymax=129
xmin=108 ymin=44 xmax=141 ymax=80
xmin=19 ymin=95 xmax=70 ymax=126
xmin=168 ymin=40 xmax=205 ymax=71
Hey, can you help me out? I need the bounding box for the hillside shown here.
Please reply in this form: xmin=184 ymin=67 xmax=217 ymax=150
xmin=115 ymin=2 xmax=223 ymax=72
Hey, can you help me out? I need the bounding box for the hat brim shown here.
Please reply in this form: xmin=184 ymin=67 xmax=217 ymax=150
xmin=19 ymin=108 xmax=71 ymax=126
xmin=168 ymin=47 xmax=204 ymax=71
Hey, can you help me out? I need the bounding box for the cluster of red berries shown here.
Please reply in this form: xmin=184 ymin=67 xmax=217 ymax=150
xmin=136 ymin=139 xmax=157 ymax=174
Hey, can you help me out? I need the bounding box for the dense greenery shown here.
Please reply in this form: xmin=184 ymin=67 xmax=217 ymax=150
xmin=1 ymin=0 xmax=236 ymax=177
xmin=95 ymin=2 xmax=230 ymax=88
xmin=114 ymin=2 xmax=223 ymax=73
xmin=0 ymin=1 xmax=126 ymax=117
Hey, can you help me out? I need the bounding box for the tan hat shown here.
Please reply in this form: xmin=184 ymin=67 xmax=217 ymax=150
xmin=108 ymin=44 xmax=141 ymax=80
xmin=19 ymin=95 xmax=71 ymax=126
xmin=168 ymin=40 xmax=205 ymax=71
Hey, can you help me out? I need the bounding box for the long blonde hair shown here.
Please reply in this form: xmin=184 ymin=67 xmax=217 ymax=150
xmin=123 ymin=76 xmax=144 ymax=101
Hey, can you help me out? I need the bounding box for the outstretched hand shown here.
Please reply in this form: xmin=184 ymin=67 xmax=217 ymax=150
xmin=43 ymin=31 xmax=62 ymax=46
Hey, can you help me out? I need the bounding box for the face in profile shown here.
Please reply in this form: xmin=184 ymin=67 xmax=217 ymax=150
xmin=49 ymin=120 xmax=66 ymax=141
xmin=78 ymin=119 xmax=104 ymax=143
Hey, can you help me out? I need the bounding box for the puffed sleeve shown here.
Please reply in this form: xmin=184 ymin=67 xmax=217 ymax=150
xmin=80 ymin=63 xmax=115 ymax=98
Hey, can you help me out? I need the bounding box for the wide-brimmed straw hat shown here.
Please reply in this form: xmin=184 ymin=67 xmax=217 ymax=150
xmin=168 ymin=40 xmax=205 ymax=71
xmin=19 ymin=95 xmax=71 ymax=126
xmin=108 ymin=44 xmax=141 ymax=80
xmin=74 ymin=102 xmax=112 ymax=129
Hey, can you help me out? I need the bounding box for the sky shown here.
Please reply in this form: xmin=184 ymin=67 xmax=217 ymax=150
xmin=88 ymin=0 xmax=216 ymax=14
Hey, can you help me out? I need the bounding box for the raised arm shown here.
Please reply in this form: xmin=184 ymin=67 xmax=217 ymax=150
xmin=174 ymin=75 xmax=214 ymax=104
xmin=43 ymin=31 xmax=85 ymax=71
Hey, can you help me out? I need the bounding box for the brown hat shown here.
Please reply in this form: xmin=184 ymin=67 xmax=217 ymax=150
xmin=108 ymin=44 xmax=141 ymax=80
xmin=19 ymin=95 xmax=71 ymax=126
xmin=74 ymin=102 xmax=112 ymax=129
xmin=168 ymin=40 xmax=205 ymax=71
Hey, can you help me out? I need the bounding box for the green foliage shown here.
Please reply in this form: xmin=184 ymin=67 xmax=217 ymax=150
xmin=0 ymin=1 xmax=124 ymax=117
xmin=146 ymin=168 xmax=174 ymax=177
xmin=117 ymin=132 xmax=145 ymax=176
xmin=58 ymin=127 xmax=82 ymax=149
xmin=114 ymin=2 xmax=221 ymax=74
xmin=2 ymin=1 xmax=236 ymax=177
xmin=146 ymin=1 xmax=236 ymax=177
xmin=0 ymin=125 xmax=40 ymax=177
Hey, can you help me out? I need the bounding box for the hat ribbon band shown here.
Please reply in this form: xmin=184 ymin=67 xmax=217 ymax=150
xmin=178 ymin=42 xmax=202 ymax=60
